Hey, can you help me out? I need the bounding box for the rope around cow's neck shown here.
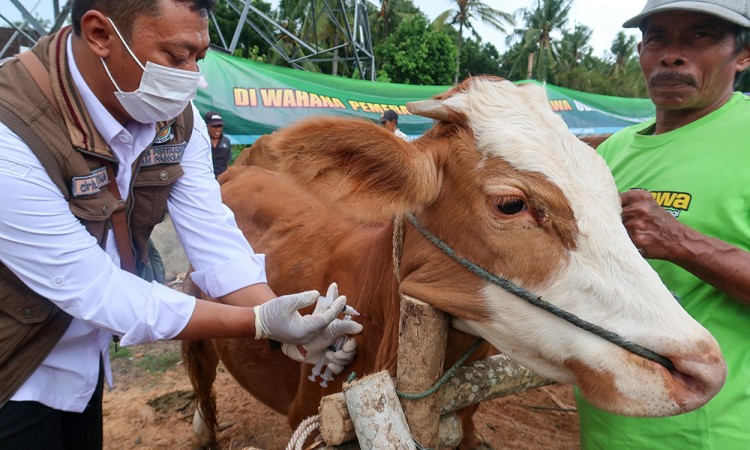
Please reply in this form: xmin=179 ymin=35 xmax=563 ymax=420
xmin=405 ymin=214 xmax=675 ymax=371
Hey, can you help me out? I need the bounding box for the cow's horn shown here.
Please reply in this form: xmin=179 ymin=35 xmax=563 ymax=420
xmin=406 ymin=100 xmax=453 ymax=122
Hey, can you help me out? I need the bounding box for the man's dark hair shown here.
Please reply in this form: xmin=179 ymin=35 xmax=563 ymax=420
xmin=71 ymin=0 xmax=216 ymax=38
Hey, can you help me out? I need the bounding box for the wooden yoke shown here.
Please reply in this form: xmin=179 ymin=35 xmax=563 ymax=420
xmin=316 ymin=294 xmax=552 ymax=448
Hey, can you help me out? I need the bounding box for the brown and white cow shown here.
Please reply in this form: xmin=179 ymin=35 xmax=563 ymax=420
xmin=183 ymin=77 xmax=726 ymax=449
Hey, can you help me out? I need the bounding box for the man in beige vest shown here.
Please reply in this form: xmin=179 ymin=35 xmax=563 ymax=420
xmin=0 ymin=0 xmax=361 ymax=448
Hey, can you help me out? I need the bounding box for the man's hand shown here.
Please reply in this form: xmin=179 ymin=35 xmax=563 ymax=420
xmin=253 ymin=290 xmax=346 ymax=344
xmin=282 ymin=282 xmax=363 ymax=373
xmin=620 ymin=189 xmax=686 ymax=260
xmin=281 ymin=320 xmax=362 ymax=371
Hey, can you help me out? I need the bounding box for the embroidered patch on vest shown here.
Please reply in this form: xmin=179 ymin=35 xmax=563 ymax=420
xmin=153 ymin=125 xmax=174 ymax=145
xmin=71 ymin=166 xmax=109 ymax=197
xmin=140 ymin=142 xmax=187 ymax=167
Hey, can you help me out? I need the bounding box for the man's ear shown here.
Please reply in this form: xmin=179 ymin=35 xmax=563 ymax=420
xmin=736 ymin=46 xmax=750 ymax=72
xmin=79 ymin=10 xmax=114 ymax=59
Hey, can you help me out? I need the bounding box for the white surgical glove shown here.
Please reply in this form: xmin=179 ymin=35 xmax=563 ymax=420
xmin=323 ymin=337 xmax=358 ymax=375
xmin=281 ymin=319 xmax=362 ymax=369
xmin=253 ymin=290 xmax=346 ymax=344
xmin=313 ymin=282 xmax=339 ymax=315
xmin=282 ymin=282 xmax=363 ymax=372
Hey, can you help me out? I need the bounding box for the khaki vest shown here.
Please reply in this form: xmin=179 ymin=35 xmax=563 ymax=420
xmin=0 ymin=27 xmax=193 ymax=404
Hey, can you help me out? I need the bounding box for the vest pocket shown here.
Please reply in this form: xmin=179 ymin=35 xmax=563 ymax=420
xmin=0 ymin=285 xmax=56 ymax=362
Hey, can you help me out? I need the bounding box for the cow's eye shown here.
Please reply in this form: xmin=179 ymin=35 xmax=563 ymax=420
xmin=496 ymin=197 xmax=527 ymax=215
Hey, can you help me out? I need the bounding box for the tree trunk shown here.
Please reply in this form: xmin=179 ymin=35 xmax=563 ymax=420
xmin=332 ymin=33 xmax=340 ymax=76
xmin=527 ymin=52 xmax=534 ymax=79
xmin=454 ymin=22 xmax=464 ymax=84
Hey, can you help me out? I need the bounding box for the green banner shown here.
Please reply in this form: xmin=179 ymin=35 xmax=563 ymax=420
xmin=194 ymin=51 xmax=655 ymax=144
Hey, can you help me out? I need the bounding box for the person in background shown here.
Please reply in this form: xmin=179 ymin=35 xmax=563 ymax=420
xmin=204 ymin=110 xmax=231 ymax=177
xmin=379 ymin=109 xmax=409 ymax=140
xmin=0 ymin=0 xmax=361 ymax=448
xmin=575 ymin=0 xmax=750 ymax=448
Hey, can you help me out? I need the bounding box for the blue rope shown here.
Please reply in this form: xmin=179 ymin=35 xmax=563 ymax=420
xmin=406 ymin=214 xmax=675 ymax=371
xmin=395 ymin=338 xmax=485 ymax=400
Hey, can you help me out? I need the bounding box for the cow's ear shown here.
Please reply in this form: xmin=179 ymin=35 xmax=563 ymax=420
xmin=243 ymin=117 xmax=442 ymax=222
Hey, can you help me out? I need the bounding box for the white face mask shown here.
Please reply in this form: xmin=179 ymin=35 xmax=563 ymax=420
xmin=100 ymin=17 xmax=206 ymax=124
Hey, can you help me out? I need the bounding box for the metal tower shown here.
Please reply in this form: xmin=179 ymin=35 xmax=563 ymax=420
xmin=1 ymin=0 xmax=72 ymax=58
xmin=213 ymin=0 xmax=375 ymax=80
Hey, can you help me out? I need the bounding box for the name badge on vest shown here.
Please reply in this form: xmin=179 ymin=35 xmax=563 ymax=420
xmin=71 ymin=166 xmax=109 ymax=197
xmin=140 ymin=142 xmax=187 ymax=167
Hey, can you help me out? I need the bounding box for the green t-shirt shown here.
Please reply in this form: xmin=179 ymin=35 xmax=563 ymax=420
xmin=576 ymin=93 xmax=750 ymax=449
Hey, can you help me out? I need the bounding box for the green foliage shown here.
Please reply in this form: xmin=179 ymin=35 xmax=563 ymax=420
xmin=432 ymin=0 xmax=514 ymax=82
xmin=375 ymin=15 xmax=457 ymax=85
xmin=498 ymin=1 xmax=647 ymax=98
xmin=459 ymin=39 xmax=502 ymax=79
xmin=233 ymin=45 xmax=267 ymax=63
xmin=230 ymin=144 xmax=246 ymax=164
xmin=504 ymin=0 xmax=573 ymax=82
xmin=371 ymin=0 xmax=421 ymax=43
xmin=737 ymin=72 xmax=750 ymax=92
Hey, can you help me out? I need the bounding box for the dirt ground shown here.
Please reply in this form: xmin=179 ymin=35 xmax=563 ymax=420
xmin=102 ymin=340 xmax=579 ymax=450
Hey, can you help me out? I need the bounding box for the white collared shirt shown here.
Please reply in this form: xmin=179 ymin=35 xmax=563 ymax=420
xmin=0 ymin=36 xmax=266 ymax=412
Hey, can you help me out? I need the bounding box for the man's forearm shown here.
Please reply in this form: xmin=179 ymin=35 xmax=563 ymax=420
xmin=219 ymin=282 xmax=277 ymax=308
xmin=174 ymin=300 xmax=256 ymax=340
xmin=669 ymin=229 xmax=750 ymax=306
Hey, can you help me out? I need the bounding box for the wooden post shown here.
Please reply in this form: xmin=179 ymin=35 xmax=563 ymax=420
xmin=320 ymin=412 xmax=464 ymax=450
xmin=437 ymin=413 xmax=462 ymax=448
xmin=319 ymin=393 xmax=355 ymax=446
xmin=396 ymin=294 xmax=449 ymax=449
xmin=344 ymin=371 xmax=415 ymax=450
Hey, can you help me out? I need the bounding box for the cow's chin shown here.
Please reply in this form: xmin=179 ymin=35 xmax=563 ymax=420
xmin=451 ymin=318 xmax=725 ymax=417
xmin=566 ymin=352 xmax=725 ymax=417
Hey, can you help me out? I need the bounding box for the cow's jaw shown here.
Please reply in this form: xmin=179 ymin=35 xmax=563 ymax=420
xmin=452 ymin=233 xmax=726 ymax=417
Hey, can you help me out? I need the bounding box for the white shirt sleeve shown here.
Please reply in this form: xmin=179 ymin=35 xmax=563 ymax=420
xmin=167 ymin=104 xmax=267 ymax=298
xmin=0 ymin=122 xmax=196 ymax=346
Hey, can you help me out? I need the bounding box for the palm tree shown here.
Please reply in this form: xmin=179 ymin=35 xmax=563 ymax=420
xmin=370 ymin=0 xmax=419 ymax=43
xmin=433 ymin=0 xmax=514 ymax=83
xmin=556 ymin=24 xmax=592 ymax=69
xmin=609 ymin=31 xmax=637 ymax=73
xmin=506 ymin=0 xmax=572 ymax=81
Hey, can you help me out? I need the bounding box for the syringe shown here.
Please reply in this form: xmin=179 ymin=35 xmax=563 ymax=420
xmin=307 ymin=297 xmax=359 ymax=387
xmin=308 ymin=358 xmax=327 ymax=382
xmin=320 ymin=314 xmax=352 ymax=387
xmin=307 ymin=293 xmax=335 ymax=382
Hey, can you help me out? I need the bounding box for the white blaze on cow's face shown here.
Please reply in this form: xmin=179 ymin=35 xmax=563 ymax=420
xmin=437 ymin=79 xmax=725 ymax=416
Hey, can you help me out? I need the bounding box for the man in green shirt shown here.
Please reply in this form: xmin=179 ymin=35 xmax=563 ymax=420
xmin=576 ymin=0 xmax=750 ymax=448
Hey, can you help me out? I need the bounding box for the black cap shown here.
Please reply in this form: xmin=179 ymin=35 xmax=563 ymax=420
xmin=203 ymin=111 xmax=224 ymax=126
xmin=379 ymin=109 xmax=398 ymax=123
